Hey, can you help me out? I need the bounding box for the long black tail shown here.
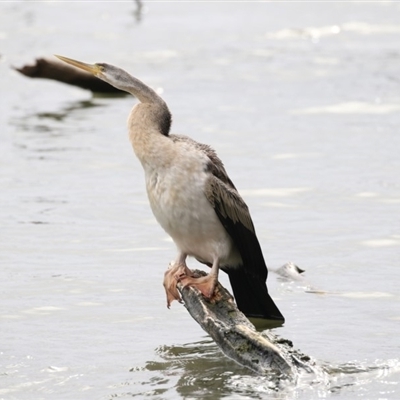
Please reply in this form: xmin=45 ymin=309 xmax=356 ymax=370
xmin=227 ymin=267 xmax=284 ymax=321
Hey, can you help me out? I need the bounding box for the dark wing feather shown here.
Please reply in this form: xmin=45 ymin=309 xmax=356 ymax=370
xmin=205 ymin=175 xmax=267 ymax=280
xmin=205 ymin=176 xmax=284 ymax=320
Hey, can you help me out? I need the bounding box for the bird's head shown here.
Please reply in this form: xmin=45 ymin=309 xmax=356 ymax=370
xmin=54 ymin=55 xmax=170 ymax=129
xmin=55 ymin=55 xmax=135 ymax=93
xmin=55 ymin=54 xmax=106 ymax=78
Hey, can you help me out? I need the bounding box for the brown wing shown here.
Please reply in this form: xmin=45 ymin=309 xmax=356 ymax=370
xmin=170 ymin=133 xmax=256 ymax=239
xmin=205 ymin=175 xmax=254 ymax=234
xmin=169 ymin=134 xmax=236 ymax=189
xmin=204 ymin=174 xmax=268 ymax=278
xmin=205 ymin=175 xmax=284 ymax=320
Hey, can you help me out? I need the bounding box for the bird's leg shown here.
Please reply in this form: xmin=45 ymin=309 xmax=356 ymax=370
xmin=173 ymin=252 xmax=192 ymax=280
xmin=163 ymin=252 xmax=192 ymax=308
xmin=180 ymin=257 xmax=220 ymax=299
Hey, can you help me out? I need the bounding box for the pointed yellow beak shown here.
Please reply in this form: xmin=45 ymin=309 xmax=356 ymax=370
xmin=55 ymin=55 xmax=102 ymax=76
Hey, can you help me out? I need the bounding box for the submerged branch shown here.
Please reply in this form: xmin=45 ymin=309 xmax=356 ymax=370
xmin=177 ymin=270 xmax=318 ymax=379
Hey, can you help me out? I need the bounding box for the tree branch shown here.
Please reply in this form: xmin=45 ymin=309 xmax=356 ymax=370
xmin=177 ymin=270 xmax=317 ymax=378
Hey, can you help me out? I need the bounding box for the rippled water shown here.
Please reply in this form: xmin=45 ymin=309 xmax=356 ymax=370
xmin=1 ymin=2 xmax=400 ymax=399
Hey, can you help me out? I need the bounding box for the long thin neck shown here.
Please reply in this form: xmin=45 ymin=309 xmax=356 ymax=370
xmin=122 ymin=80 xmax=172 ymax=138
xmin=107 ymin=68 xmax=164 ymax=106
xmin=105 ymin=66 xmax=172 ymax=136
xmin=124 ymin=75 xmax=163 ymax=104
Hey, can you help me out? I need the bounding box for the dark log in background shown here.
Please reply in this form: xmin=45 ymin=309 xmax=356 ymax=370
xmin=14 ymin=58 xmax=127 ymax=94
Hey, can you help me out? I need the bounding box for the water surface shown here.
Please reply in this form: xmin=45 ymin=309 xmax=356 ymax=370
xmin=1 ymin=2 xmax=399 ymax=399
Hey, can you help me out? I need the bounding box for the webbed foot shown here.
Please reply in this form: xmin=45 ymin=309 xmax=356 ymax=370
xmin=179 ymin=272 xmax=218 ymax=299
xmin=163 ymin=262 xmax=192 ymax=308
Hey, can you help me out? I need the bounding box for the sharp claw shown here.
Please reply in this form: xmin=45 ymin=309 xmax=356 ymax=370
xmin=166 ymin=291 xmax=181 ymax=308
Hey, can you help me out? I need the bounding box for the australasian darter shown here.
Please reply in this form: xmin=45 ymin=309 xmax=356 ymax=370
xmin=55 ymin=55 xmax=284 ymax=322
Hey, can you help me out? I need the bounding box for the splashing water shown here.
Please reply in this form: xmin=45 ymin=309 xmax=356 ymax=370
xmin=122 ymin=340 xmax=400 ymax=399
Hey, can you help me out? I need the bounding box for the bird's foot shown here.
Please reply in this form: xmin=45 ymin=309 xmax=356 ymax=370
xmin=179 ymin=273 xmax=218 ymax=299
xmin=163 ymin=262 xmax=193 ymax=308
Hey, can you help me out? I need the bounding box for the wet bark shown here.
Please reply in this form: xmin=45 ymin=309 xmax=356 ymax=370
xmin=177 ymin=270 xmax=316 ymax=378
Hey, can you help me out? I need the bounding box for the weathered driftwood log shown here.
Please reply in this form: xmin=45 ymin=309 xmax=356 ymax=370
xmin=177 ymin=269 xmax=316 ymax=379
xmin=13 ymin=58 xmax=127 ymax=94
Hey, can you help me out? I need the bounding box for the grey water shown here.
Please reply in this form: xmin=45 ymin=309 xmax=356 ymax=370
xmin=1 ymin=1 xmax=399 ymax=399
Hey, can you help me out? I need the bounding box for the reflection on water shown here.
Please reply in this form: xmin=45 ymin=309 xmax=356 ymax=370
xmin=35 ymin=100 xmax=103 ymax=122
xmin=8 ymin=99 xmax=107 ymax=163
xmin=129 ymin=340 xmax=281 ymax=399
xmin=121 ymin=340 xmax=400 ymax=399
xmin=12 ymin=99 xmax=102 ymax=126
xmin=151 ymin=340 xmax=252 ymax=398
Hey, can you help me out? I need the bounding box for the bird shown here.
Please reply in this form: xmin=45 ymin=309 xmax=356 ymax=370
xmin=55 ymin=55 xmax=285 ymax=322
xmin=275 ymin=262 xmax=305 ymax=281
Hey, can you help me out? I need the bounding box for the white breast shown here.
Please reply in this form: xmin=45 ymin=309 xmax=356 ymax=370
xmin=144 ymin=143 xmax=241 ymax=267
